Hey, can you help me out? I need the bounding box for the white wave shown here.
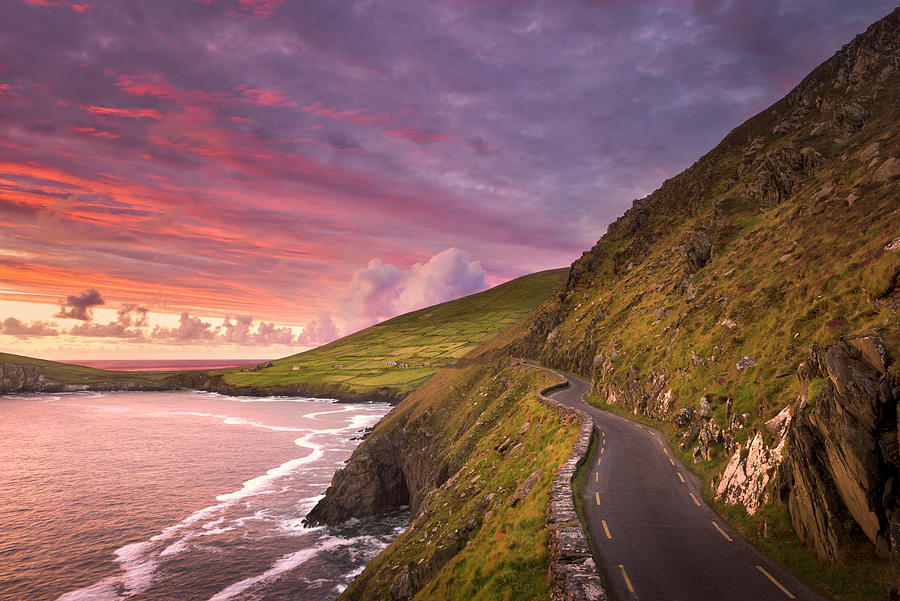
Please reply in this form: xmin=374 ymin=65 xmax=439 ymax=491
xmin=148 ymin=411 xmax=308 ymax=432
xmin=56 ymin=542 xmax=155 ymax=601
xmin=207 ymin=538 xmax=346 ymax=601
xmin=216 ymin=444 xmax=322 ymax=502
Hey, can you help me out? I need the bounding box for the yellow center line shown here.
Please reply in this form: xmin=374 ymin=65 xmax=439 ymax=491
xmin=668 ymin=457 xmax=675 ymax=466
xmin=595 ymin=471 xmax=599 ymax=482
xmin=601 ymin=447 xmax=605 ymax=454
xmin=597 ymin=456 xmax=603 ymax=465
xmin=602 ymin=519 xmax=612 ymax=539
xmin=712 ymin=521 xmax=733 ymax=542
xmin=677 ymin=472 xmax=685 ymax=483
xmin=618 ymin=564 xmax=637 ymax=597
xmin=595 ymin=492 xmax=601 ymax=506
xmin=689 ymin=492 xmax=701 ymax=506
xmin=663 ymin=447 xmax=669 ymax=455
xmin=756 ymin=565 xmax=796 ymax=599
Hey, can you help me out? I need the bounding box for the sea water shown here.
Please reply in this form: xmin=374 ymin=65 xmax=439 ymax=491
xmin=0 ymin=390 xmax=405 ymax=601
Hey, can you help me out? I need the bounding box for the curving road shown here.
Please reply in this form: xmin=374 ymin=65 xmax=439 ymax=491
xmin=546 ymin=372 xmax=831 ymax=601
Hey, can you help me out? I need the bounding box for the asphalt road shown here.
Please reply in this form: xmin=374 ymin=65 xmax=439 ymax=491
xmin=546 ymin=373 xmax=831 ymax=601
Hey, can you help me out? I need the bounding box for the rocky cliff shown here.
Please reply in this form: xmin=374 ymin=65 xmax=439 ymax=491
xmin=306 ymin=361 xmax=582 ymax=601
xmin=508 ymin=6 xmax=900 ymax=586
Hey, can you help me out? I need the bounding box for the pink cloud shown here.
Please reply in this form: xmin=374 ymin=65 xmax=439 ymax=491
xmin=384 ymin=128 xmax=452 ymax=144
xmin=86 ymin=105 xmax=165 ymax=120
xmin=340 ymin=248 xmax=487 ymax=332
xmin=24 ymin=0 xmax=90 ymax=12
xmin=237 ymin=86 xmax=297 ymax=108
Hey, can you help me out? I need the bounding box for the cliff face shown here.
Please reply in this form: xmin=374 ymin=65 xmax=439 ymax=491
xmin=510 ymin=8 xmax=900 ymax=567
xmin=779 ymin=337 xmax=900 ymax=561
xmin=306 ymin=361 xmax=582 ymax=601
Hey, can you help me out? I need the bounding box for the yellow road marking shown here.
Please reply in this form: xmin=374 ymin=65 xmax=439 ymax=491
xmin=601 ymin=447 xmax=605 ymax=454
xmin=595 ymin=492 xmax=601 ymax=506
xmin=668 ymin=458 xmax=675 ymax=466
xmin=689 ymin=492 xmax=701 ymax=506
xmin=756 ymin=565 xmax=796 ymax=599
xmin=602 ymin=520 xmax=612 ymax=539
xmin=677 ymin=472 xmax=685 ymax=483
xmin=712 ymin=521 xmax=733 ymax=542
xmin=595 ymin=471 xmax=599 ymax=482
xmin=618 ymin=564 xmax=636 ymax=597
xmin=597 ymin=456 xmax=603 ymax=465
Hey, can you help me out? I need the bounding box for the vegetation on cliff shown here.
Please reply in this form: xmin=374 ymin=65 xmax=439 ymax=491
xmin=508 ymin=8 xmax=900 ymax=598
xmin=308 ymin=361 xmax=581 ymax=600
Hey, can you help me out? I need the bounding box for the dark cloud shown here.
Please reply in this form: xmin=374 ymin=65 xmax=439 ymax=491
xmin=0 ymin=317 xmax=60 ymax=337
xmin=55 ymin=289 xmax=105 ymax=321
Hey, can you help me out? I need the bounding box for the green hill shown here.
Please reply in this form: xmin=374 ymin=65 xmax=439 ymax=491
xmin=509 ymin=9 xmax=900 ymax=599
xmin=0 ymin=268 xmax=566 ymax=399
xmin=218 ymin=268 xmax=566 ymax=398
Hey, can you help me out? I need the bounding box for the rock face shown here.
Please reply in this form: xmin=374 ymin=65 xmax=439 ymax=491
xmin=778 ymin=338 xmax=900 ymax=561
xmin=0 ymin=362 xmax=61 ymax=392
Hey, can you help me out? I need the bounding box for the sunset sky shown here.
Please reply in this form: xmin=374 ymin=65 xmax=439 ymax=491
xmin=1 ymin=0 xmax=895 ymax=359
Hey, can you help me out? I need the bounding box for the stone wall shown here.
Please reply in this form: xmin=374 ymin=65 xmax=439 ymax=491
xmin=537 ymin=379 xmax=607 ymax=601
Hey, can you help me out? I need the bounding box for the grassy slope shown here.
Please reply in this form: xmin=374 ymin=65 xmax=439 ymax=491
xmin=220 ymin=268 xmax=566 ymax=397
xmin=338 ymin=362 xmax=580 ymax=601
xmin=515 ymin=15 xmax=900 ymax=600
xmin=0 ymin=269 xmax=565 ymax=397
xmin=0 ymin=352 xmax=176 ymax=385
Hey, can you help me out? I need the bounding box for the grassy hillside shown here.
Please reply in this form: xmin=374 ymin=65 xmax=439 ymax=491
xmin=218 ymin=268 xmax=566 ymax=397
xmin=0 ymin=351 xmax=175 ymax=386
xmin=512 ymin=9 xmax=900 ymax=599
xmin=312 ymin=361 xmax=581 ymax=601
xmin=0 ymin=269 xmax=565 ymax=398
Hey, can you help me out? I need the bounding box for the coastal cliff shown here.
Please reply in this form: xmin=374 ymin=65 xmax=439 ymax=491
xmin=306 ymin=361 xmax=582 ymax=600
xmin=503 ymin=7 xmax=900 ymax=596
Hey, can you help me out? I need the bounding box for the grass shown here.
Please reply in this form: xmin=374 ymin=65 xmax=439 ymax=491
xmin=338 ymin=362 xmax=581 ymax=601
xmin=0 ymin=269 xmax=565 ymax=399
xmin=511 ymin=42 xmax=900 ymax=600
xmin=220 ymin=268 xmax=566 ymax=398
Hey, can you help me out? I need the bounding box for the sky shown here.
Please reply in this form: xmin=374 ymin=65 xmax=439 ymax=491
xmin=0 ymin=0 xmax=895 ymax=360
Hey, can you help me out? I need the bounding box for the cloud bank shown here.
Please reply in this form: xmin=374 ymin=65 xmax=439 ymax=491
xmin=342 ymin=248 xmax=487 ymax=331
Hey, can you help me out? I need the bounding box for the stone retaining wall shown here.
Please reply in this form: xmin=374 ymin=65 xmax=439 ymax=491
xmin=538 ymin=379 xmax=607 ymax=601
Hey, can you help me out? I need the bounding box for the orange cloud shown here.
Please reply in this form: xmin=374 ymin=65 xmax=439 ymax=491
xmin=85 ymin=105 xmax=164 ymax=120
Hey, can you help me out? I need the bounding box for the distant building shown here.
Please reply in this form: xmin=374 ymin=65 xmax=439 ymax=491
xmin=398 ymin=362 xmax=409 ymax=368
xmin=292 ymin=366 xmax=301 ymax=371
xmin=386 ymin=361 xmax=397 ymax=366
xmin=333 ymin=364 xmax=344 ymax=369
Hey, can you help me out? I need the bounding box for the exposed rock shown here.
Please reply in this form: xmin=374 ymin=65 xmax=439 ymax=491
xmin=745 ymin=147 xmax=822 ymax=206
xmin=721 ymin=318 xmax=737 ymax=329
xmin=832 ymin=101 xmax=868 ymax=138
xmin=860 ymin=141 xmax=881 ymax=161
xmin=675 ymin=406 xmax=695 ymax=428
xmin=766 ymin=405 xmax=793 ymax=437
xmin=873 ymin=157 xmax=900 ymax=182
xmin=717 ymin=431 xmax=786 ymax=514
xmin=779 ymin=338 xmax=899 ymax=561
xmin=509 ymin=469 xmax=540 ymax=507
xmin=736 ymin=356 xmax=758 ymax=371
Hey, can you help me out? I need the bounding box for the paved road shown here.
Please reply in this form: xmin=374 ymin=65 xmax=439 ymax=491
xmin=546 ymin=372 xmax=830 ymax=601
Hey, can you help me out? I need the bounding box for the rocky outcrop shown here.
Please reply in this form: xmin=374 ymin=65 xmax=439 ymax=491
xmin=777 ymin=337 xmax=900 ymax=561
xmin=0 ymin=362 xmax=61 ymax=392
xmin=716 ymin=407 xmax=791 ymax=514
xmin=743 ymin=147 xmax=823 ymax=206
xmin=538 ymin=381 xmax=607 ymax=601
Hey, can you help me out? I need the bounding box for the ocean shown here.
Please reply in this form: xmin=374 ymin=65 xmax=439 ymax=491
xmin=0 ymin=389 xmax=404 ymax=601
